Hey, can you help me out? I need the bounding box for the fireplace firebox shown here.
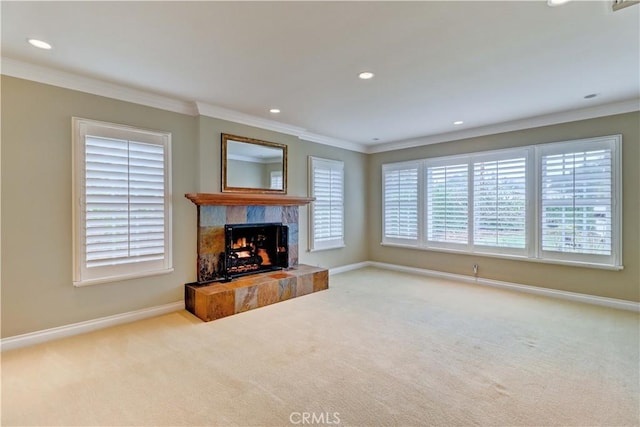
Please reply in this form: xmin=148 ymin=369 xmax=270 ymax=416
xmin=224 ymin=222 xmax=288 ymax=280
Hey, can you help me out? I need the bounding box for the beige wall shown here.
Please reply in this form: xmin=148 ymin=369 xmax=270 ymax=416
xmin=368 ymin=112 xmax=640 ymax=302
xmin=1 ymin=76 xmax=198 ymax=337
xmin=1 ymin=76 xmax=369 ymax=338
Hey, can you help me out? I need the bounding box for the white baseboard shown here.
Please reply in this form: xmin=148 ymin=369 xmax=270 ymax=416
xmin=366 ymin=261 xmax=640 ymax=312
xmin=4 ymin=261 xmax=637 ymax=351
xmin=1 ymin=301 xmax=184 ymax=352
xmin=329 ymin=261 xmax=372 ymax=275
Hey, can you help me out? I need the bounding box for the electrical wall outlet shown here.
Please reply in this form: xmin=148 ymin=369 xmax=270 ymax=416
xmin=473 ymin=264 xmax=478 ymax=275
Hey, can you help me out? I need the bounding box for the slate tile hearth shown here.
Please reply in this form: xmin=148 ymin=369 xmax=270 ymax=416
xmin=185 ymin=265 xmax=329 ymax=322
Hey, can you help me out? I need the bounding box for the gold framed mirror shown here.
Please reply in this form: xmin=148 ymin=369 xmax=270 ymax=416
xmin=221 ymin=133 xmax=288 ymax=194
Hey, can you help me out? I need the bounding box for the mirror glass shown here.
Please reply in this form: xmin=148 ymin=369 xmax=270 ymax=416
xmin=222 ymin=134 xmax=287 ymax=193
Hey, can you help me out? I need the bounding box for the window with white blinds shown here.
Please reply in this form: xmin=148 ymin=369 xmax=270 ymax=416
xmin=381 ymin=135 xmax=621 ymax=269
xmin=473 ymin=154 xmax=527 ymax=251
xmin=426 ymin=163 xmax=468 ymax=246
xmin=539 ymin=138 xmax=618 ymax=265
xmin=309 ymin=157 xmax=344 ymax=251
xmin=382 ymin=163 xmax=419 ymax=243
xmin=73 ymin=118 xmax=172 ymax=286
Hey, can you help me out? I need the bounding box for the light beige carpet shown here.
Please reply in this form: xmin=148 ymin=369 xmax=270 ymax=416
xmin=1 ymin=267 xmax=639 ymax=426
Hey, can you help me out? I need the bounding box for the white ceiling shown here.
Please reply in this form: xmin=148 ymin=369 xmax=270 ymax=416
xmin=2 ymin=1 xmax=639 ymax=151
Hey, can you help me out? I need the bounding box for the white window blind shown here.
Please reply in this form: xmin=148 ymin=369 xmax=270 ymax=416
xmin=309 ymin=157 xmax=344 ymax=251
xmin=73 ymin=118 xmax=172 ymax=286
xmin=426 ymin=163 xmax=468 ymax=245
xmin=541 ymin=147 xmax=613 ymax=257
xmin=382 ymin=163 xmax=419 ymax=242
xmin=473 ymin=156 xmax=527 ymax=249
xmin=85 ymin=136 xmax=166 ymax=266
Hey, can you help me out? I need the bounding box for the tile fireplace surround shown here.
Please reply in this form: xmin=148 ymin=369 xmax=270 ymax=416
xmin=185 ymin=193 xmax=315 ymax=283
xmin=184 ymin=193 xmax=329 ymax=322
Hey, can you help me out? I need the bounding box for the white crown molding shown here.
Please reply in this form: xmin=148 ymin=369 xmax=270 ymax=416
xmin=196 ymin=101 xmax=367 ymax=153
xmin=2 ymin=57 xmax=365 ymax=152
xmin=368 ymin=98 xmax=640 ymax=154
xmin=299 ymin=131 xmax=368 ymax=153
xmin=0 ymin=301 xmax=184 ymax=352
xmin=195 ymin=101 xmax=309 ymax=137
xmin=1 ymin=57 xmax=198 ymax=116
xmin=4 ymin=57 xmax=637 ymax=156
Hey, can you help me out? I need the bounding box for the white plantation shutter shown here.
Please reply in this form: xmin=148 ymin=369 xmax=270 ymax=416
xmin=73 ymin=118 xmax=172 ymax=286
xmin=309 ymin=157 xmax=344 ymax=250
xmin=85 ymin=137 xmax=166 ymax=266
xmin=473 ymin=155 xmax=527 ymax=251
xmin=426 ymin=163 xmax=468 ymax=245
xmin=380 ymin=135 xmax=620 ymax=269
xmin=540 ymin=140 xmax=617 ymax=263
xmin=382 ymin=163 xmax=419 ymax=243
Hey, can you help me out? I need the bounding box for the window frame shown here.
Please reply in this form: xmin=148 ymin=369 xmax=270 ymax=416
xmin=536 ymin=136 xmax=622 ymax=267
xmin=424 ymin=156 xmax=471 ymax=251
xmin=381 ymin=135 xmax=622 ymax=270
xmin=470 ymin=148 xmax=533 ymax=257
xmin=382 ymin=161 xmax=422 ymax=246
xmin=72 ymin=117 xmax=173 ymax=286
xmin=308 ymin=156 xmax=345 ymax=251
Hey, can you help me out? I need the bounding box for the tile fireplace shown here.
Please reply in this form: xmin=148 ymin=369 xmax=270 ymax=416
xmin=185 ymin=193 xmax=315 ymax=284
xmin=184 ymin=193 xmax=330 ymax=322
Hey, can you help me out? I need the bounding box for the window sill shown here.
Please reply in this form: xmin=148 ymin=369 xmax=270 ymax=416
xmin=379 ymin=242 xmax=624 ymax=271
xmin=73 ymin=268 xmax=175 ymax=287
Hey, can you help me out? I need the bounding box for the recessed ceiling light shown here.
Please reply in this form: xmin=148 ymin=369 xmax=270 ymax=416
xmin=547 ymin=0 xmax=572 ymax=6
xmin=358 ymin=71 xmax=375 ymax=80
xmin=372 ymin=138 xmax=380 ymax=141
xmin=584 ymin=93 xmax=598 ymax=99
xmin=453 ymin=121 xmax=464 ymax=125
xmin=269 ymin=108 xmax=281 ymax=114
xmin=27 ymin=38 xmax=52 ymax=50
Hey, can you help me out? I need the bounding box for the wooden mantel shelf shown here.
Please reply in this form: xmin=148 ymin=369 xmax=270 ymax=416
xmin=185 ymin=193 xmax=315 ymax=206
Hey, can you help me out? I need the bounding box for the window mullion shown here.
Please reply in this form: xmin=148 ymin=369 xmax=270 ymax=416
xmin=417 ymin=161 xmax=425 ymax=246
xmin=468 ymin=161 xmax=474 ymax=251
xmin=530 ymin=147 xmax=539 ymax=260
xmin=494 ymin=166 xmax=498 ymax=247
xmin=127 ymin=139 xmax=132 ymax=259
xmin=572 ymin=153 xmax=576 ymax=250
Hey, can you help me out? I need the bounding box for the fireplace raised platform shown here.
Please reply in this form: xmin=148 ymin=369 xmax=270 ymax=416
xmin=185 ymin=264 xmax=328 ymax=322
